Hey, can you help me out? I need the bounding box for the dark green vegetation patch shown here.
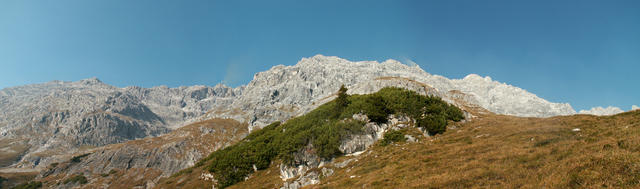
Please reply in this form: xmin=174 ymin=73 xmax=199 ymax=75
xmin=63 ymin=174 xmax=87 ymax=185
xmin=380 ymin=129 xmax=407 ymax=146
xmin=194 ymin=87 xmax=463 ymax=188
xmin=70 ymin=153 xmax=90 ymax=163
xmin=0 ymin=176 xmax=6 ymax=187
xmin=10 ymin=181 xmax=42 ymax=189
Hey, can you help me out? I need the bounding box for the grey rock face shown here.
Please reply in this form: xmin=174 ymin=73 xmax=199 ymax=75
xmin=0 ymin=78 xmax=240 ymax=170
xmin=203 ymin=55 xmax=576 ymax=132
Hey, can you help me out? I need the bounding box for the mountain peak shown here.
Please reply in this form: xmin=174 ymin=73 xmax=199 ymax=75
xmin=297 ymin=54 xmax=348 ymax=66
xmin=463 ymin=74 xmax=492 ymax=81
xmin=78 ymin=77 xmax=103 ymax=85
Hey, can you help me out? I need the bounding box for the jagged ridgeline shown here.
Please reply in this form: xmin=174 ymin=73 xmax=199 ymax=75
xmin=183 ymin=87 xmax=463 ymax=188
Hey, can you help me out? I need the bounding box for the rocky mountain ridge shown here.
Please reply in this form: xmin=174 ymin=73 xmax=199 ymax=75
xmin=0 ymin=78 xmax=239 ymax=170
xmin=202 ymin=55 xmax=582 ymax=131
xmin=0 ymin=55 xmax=628 ymax=171
xmin=0 ymin=55 xmax=632 ymax=188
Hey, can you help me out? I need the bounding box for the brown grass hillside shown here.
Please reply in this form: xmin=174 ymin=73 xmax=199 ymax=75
xmin=223 ymin=110 xmax=640 ymax=189
xmin=313 ymin=111 xmax=640 ymax=188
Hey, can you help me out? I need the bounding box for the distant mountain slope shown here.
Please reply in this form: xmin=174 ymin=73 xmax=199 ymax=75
xmin=0 ymin=55 xmax=632 ymax=188
xmin=36 ymin=119 xmax=247 ymax=189
xmin=579 ymin=106 xmax=624 ymax=116
xmin=0 ymin=78 xmax=239 ymax=170
xmin=0 ymin=55 xmax=591 ymax=171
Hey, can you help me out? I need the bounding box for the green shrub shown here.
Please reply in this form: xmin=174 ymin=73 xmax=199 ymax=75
xmin=362 ymin=94 xmax=392 ymax=123
xmin=196 ymin=87 xmax=463 ymax=188
xmin=534 ymin=138 xmax=559 ymax=147
xmin=70 ymin=153 xmax=90 ymax=163
xmin=100 ymin=169 xmax=118 ymax=177
xmin=418 ymin=114 xmax=447 ymax=135
xmin=11 ymin=181 xmax=42 ymax=189
xmin=63 ymin=174 xmax=87 ymax=185
xmin=380 ymin=129 xmax=406 ymax=146
xmin=336 ymin=84 xmax=350 ymax=109
xmin=445 ymin=103 xmax=465 ymax=122
xmin=313 ymin=120 xmax=365 ymax=158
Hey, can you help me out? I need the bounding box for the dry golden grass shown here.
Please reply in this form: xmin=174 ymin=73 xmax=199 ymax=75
xmin=52 ymin=105 xmax=631 ymax=189
xmin=226 ymin=162 xmax=285 ymax=189
xmin=158 ymin=160 xmax=285 ymax=189
xmin=308 ymin=111 xmax=640 ymax=188
xmin=0 ymin=139 xmax=29 ymax=167
xmin=157 ymin=166 xmax=214 ymax=189
xmin=0 ymin=171 xmax=38 ymax=188
xmin=222 ymin=111 xmax=640 ymax=189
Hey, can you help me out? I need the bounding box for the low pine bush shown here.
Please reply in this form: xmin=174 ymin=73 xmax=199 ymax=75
xmin=194 ymin=87 xmax=463 ymax=188
xmin=380 ymin=129 xmax=406 ymax=146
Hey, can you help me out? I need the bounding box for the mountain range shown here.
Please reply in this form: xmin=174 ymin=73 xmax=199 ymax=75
xmin=0 ymin=55 xmax=636 ymax=188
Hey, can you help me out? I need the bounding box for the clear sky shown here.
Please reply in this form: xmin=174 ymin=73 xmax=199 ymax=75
xmin=1 ymin=0 xmax=638 ymax=111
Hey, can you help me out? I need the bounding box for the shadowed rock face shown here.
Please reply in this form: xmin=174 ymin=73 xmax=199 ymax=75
xmin=0 ymin=78 xmax=240 ymax=170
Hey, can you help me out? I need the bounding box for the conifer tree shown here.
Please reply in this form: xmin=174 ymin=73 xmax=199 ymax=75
xmin=336 ymin=84 xmax=350 ymax=109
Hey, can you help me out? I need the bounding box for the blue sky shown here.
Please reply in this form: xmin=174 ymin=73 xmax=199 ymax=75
xmin=0 ymin=0 xmax=638 ymax=111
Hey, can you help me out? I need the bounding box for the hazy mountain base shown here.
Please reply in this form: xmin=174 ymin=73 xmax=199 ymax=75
xmin=0 ymin=78 xmax=239 ymax=171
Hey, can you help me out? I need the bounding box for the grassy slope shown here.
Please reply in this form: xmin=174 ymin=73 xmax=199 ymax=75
xmin=157 ymin=86 xmax=640 ymax=188
xmin=224 ymin=111 xmax=640 ymax=189
xmin=0 ymin=172 xmax=38 ymax=189
xmin=309 ymin=111 xmax=640 ymax=188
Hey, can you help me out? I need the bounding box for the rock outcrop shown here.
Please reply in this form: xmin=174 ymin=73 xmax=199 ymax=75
xmin=280 ymin=114 xmax=414 ymax=189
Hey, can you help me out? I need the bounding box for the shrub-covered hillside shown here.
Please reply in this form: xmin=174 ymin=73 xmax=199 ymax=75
xmin=174 ymin=86 xmax=463 ymax=188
